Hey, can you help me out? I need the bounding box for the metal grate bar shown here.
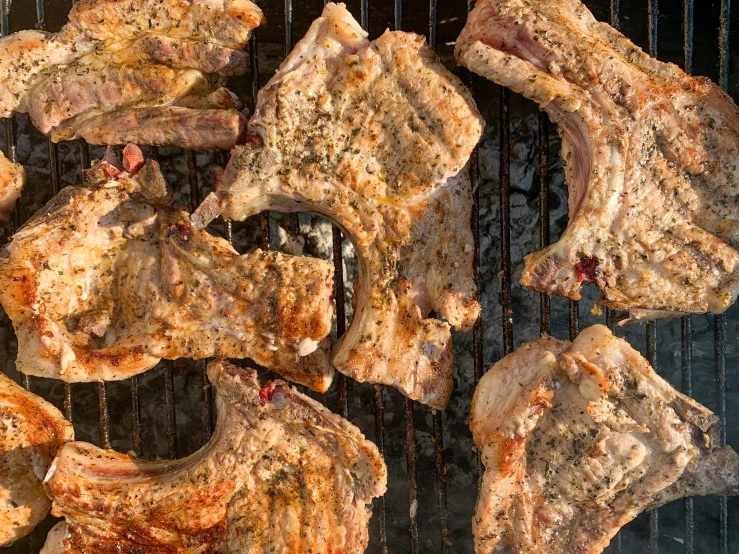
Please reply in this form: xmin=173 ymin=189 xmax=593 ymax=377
xmin=392 ymin=4 xmax=420 ymax=551
xmin=717 ymin=4 xmax=731 ymax=552
xmin=538 ymin=114 xmax=550 ymax=336
xmin=609 ymin=2 xmax=622 ymax=549
xmin=719 ymin=0 xmax=731 ymax=92
xmin=2 ymin=0 xmax=29 ymax=393
xmin=282 ymin=0 xmax=299 ymax=238
xmin=404 ymin=397 xmax=419 ymax=553
xmin=426 ymin=8 xmax=451 ymax=551
xmin=500 ymin=87 xmax=513 ymax=355
xmin=569 ymin=300 xmax=579 ymax=340
xmin=681 ymin=2 xmax=695 ymax=550
xmin=610 ymin=0 xmax=620 ymax=30
xmin=187 ymin=151 xmax=215 ymax=438
xmin=131 ymin=375 xmax=143 ymax=455
xmin=682 ymin=316 xmax=695 ymax=552
xmin=333 ymin=226 xmax=349 ymax=418
xmin=646 ymin=2 xmax=660 ymax=549
xmin=248 ymin=30 xmax=271 ymax=250
xmin=374 ymin=385 xmax=388 ymax=554
xmin=646 ymin=320 xmax=659 ymax=552
xmin=471 ymin=147 xmax=484 ymax=383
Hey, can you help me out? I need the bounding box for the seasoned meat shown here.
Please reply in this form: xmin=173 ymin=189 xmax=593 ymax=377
xmin=40 ymin=522 xmax=69 ymax=554
xmin=456 ymin=0 xmax=739 ymax=320
xmin=213 ymin=2 xmax=483 ymax=409
xmin=0 ymin=372 xmax=74 ymax=546
xmin=471 ymin=325 xmax=739 ymax=554
xmin=0 ymin=148 xmax=335 ymax=391
xmin=44 ymin=359 xmax=388 ymax=554
xmin=0 ymin=150 xmax=24 ymax=226
xmin=51 ymin=106 xmax=247 ymax=151
xmin=0 ymin=0 xmax=263 ymax=149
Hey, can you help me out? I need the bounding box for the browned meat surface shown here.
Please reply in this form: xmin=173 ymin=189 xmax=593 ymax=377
xmin=0 ymin=150 xmax=24 ymax=226
xmin=40 ymin=522 xmax=68 ymax=554
xmin=44 ymin=359 xmax=387 ymax=554
xmin=1 ymin=372 xmax=74 ymax=547
xmin=51 ymin=106 xmax=247 ymax=151
xmin=213 ymin=2 xmax=483 ymax=409
xmin=0 ymin=0 xmax=263 ymax=149
xmin=456 ymin=0 xmax=739 ymax=320
xmin=471 ymin=325 xmax=739 ymax=554
xmin=0 ymin=148 xmax=335 ymax=391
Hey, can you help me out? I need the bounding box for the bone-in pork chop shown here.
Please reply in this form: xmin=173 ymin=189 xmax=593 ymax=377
xmin=44 ymin=359 xmax=387 ymax=553
xmin=0 ymin=150 xmax=24 ymax=226
xmin=213 ymin=2 xmax=483 ymax=409
xmin=0 ymin=149 xmax=335 ymax=391
xmin=1 ymin=372 xmax=74 ymax=547
xmin=0 ymin=0 xmax=264 ymax=149
xmin=457 ymin=0 xmax=739 ymax=320
xmin=471 ymin=325 xmax=739 ymax=554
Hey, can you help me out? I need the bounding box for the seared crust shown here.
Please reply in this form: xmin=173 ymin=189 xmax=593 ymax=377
xmin=0 ymin=150 xmax=24 ymax=225
xmin=0 ymin=159 xmax=335 ymax=390
xmin=0 ymin=0 xmax=263 ymax=148
xmin=1 ymin=372 xmax=74 ymax=546
xmin=471 ymin=325 xmax=739 ymax=554
xmin=456 ymin=0 xmax=739 ymax=319
xmin=218 ymin=3 xmax=483 ymax=409
xmin=44 ymin=360 xmax=387 ymax=554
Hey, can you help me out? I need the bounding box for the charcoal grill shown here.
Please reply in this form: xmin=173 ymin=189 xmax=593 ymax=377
xmin=1 ymin=0 xmax=738 ymax=552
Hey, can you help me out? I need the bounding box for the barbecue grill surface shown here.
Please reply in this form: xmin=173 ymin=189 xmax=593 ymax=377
xmin=2 ymin=0 xmax=738 ymax=553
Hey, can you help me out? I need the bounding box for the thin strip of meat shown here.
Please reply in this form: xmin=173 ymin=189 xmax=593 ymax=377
xmin=51 ymin=106 xmax=247 ymax=151
xmin=0 ymin=0 xmax=263 ymax=149
xmin=1 ymin=372 xmax=74 ymax=547
xmin=456 ymin=0 xmax=739 ymax=320
xmin=0 ymin=150 xmax=24 ymax=226
xmin=213 ymin=2 xmax=483 ymax=409
xmin=0 ymin=148 xmax=335 ymax=391
xmin=43 ymin=359 xmax=387 ymax=554
xmin=471 ymin=325 xmax=739 ymax=554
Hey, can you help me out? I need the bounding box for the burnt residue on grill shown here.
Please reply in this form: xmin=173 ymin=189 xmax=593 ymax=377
xmin=1 ymin=1 xmax=738 ymax=553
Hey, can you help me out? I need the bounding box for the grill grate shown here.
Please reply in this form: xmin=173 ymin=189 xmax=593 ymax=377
xmin=1 ymin=0 xmax=737 ymax=553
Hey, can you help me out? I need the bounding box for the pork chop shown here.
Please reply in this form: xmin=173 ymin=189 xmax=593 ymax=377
xmin=0 ymin=150 xmax=24 ymax=226
xmin=0 ymin=148 xmax=335 ymax=391
xmin=0 ymin=0 xmax=263 ymax=149
xmin=456 ymin=0 xmax=739 ymax=320
xmin=471 ymin=325 xmax=739 ymax=553
xmin=1 ymin=372 xmax=74 ymax=547
xmin=213 ymin=2 xmax=483 ymax=409
xmin=44 ymin=359 xmax=388 ymax=553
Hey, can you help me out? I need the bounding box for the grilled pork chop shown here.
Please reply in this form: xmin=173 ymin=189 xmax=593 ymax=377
xmin=213 ymin=2 xmax=483 ymax=409
xmin=457 ymin=0 xmax=739 ymax=320
xmin=0 ymin=148 xmax=335 ymax=390
xmin=1 ymin=372 xmax=74 ymax=546
xmin=471 ymin=325 xmax=739 ymax=554
xmin=0 ymin=150 xmax=24 ymax=226
xmin=44 ymin=359 xmax=387 ymax=553
xmin=0 ymin=0 xmax=264 ymax=149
